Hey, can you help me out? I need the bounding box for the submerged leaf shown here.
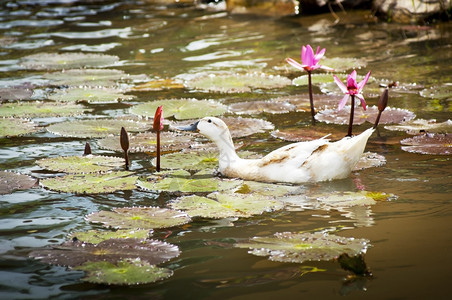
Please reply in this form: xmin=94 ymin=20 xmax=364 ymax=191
xmin=138 ymin=170 xmax=242 ymax=193
xmin=75 ymin=260 xmax=173 ymax=285
xmin=223 ymin=117 xmax=274 ymax=137
xmin=0 ymin=118 xmax=39 ymax=138
xmin=97 ymin=131 xmax=194 ymax=153
xmin=385 ymin=119 xmax=452 ymax=135
xmin=86 ymin=206 xmax=191 ymax=230
xmin=29 ymin=238 xmax=180 ymax=267
xmin=0 ymin=86 xmax=33 ymax=101
xmin=40 ymin=171 xmax=138 ymax=194
xmin=0 ymin=102 xmax=91 ymax=118
xmin=21 ymin=52 xmax=119 ymax=70
xmin=68 ymin=229 xmax=152 ymax=244
xmin=185 ymin=73 xmax=291 ymax=93
xmin=236 ymin=232 xmax=370 ymax=264
xmin=47 ymin=118 xmax=150 ymax=138
xmin=37 ymin=155 xmax=125 ymax=174
xmin=353 ymin=152 xmax=386 ymax=171
xmin=131 ymin=98 xmax=227 ymax=120
xmin=0 ymin=171 xmax=37 ymax=195
xmin=401 ymin=133 xmax=452 ymax=155
xmin=48 ymin=87 xmax=135 ymax=103
xmin=170 ymin=192 xmax=285 ymax=219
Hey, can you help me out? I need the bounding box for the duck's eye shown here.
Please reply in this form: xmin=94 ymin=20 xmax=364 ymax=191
xmin=207 ymin=119 xmax=212 ymax=123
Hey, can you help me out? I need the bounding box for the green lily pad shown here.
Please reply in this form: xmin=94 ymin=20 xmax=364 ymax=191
xmin=86 ymin=206 xmax=191 ymax=230
xmin=235 ymin=181 xmax=300 ymax=197
xmin=292 ymin=73 xmax=336 ymax=87
xmin=132 ymin=78 xmax=184 ymax=91
xmin=48 ymin=87 xmax=135 ymax=103
xmin=270 ymin=94 xmax=338 ymax=112
xmin=353 ymin=152 xmax=387 ymax=170
xmin=170 ymin=192 xmax=285 ymax=219
xmin=185 ymin=73 xmax=291 ymax=93
xmin=236 ymin=232 xmax=370 ymax=264
xmin=68 ymin=229 xmax=152 ymax=244
xmin=20 ymin=52 xmax=119 ymax=70
xmin=420 ymin=85 xmax=452 ymax=100
xmin=42 ymin=68 xmax=148 ymax=88
xmin=138 ymin=170 xmax=242 ymax=193
xmin=40 ymin=171 xmax=138 ymax=194
xmin=29 ymin=238 xmax=180 ymax=267
xmin=229 ymin=100 xmax=296 ymax=115
xmin=97 ymin=131 xmax=194 ymax=153
xmin=321 ymin=57 xmax=367 ymax=72
xmin=385 ymin=119 xmax=452 ymax=134
xmin=37 ymin=155 xmax=125 ymax=173
xmin=75 ymin=260 xmax=173 ymax=285
xmin=0 ymin=102 xmax=91 ymax=118
xmin=313 ymin=191 xmax=377 ymax=208
xmin=315 ymin=106 xmax=415 ymax=125
xmin=0 ymin=117 xmax=39 ymax=138
xmin=0 ymin=171 xmax=37 ymax=195
xmin=46 ymin=118 xmax=150 ymax=138
xmin=130 ymin=98 xmax=227 ymax=120
xmin=401 ymin=133 xmax=452 ymax=155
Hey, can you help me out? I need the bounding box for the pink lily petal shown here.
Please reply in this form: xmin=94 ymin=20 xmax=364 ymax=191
xmin=314 ymin=47 xmax=326 ymax=62
xmin=286 ymin=58 xmax=307 ymax=71
xmin=320 ymin=65 xmax=334 ymax=72
xmin=338 ymin=94 xmax=350 ymax=111
xmin=301 ymin=46 xmax=307 ymax=63
xmin=356 ymin=94 xmax=367 ymax=110
xmin=357 ymin=70 xmax=371 ymax=91
xmin=303 ymin=45 xmax=315 ymax=66
xmin=333 ymin=75 xmax=348 ymax=94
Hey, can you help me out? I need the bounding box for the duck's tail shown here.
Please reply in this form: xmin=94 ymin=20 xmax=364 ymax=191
xmin=339 ymin=127 xmax=375 ymax=164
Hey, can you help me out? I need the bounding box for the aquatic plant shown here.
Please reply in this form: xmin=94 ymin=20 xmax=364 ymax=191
xmin=286 ymin=45 xmax=333 ymax=124
xmin=333 ymin=70 xmax=371 ymax=136
xmin=153 ymin=105 xmax=163 ymax=172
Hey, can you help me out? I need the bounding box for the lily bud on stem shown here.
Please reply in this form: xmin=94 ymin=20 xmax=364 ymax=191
xmin=120 ymin=126 xmax=130 ymax=169
xmin=153 ymin=105 xmax=164 ymax=172
xmin=84 ymin=142 xmax=92 ymax=155
xmin=373 ymin=88 xmax=389 ymax=129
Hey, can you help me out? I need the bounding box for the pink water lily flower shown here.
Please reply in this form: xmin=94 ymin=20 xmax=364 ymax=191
xmin=286 ymin=45 xmax=333 ymax=72
xmin=334 ymin=70 xmax=371 ymax=111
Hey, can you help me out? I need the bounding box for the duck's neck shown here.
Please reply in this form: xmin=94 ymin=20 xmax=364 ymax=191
xmin=211 ymin=130 xmax=240 ymax=168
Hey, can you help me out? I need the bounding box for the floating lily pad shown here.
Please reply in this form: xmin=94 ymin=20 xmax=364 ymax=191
xmin=86 ymin=206 xmax=191 ymax=230
xmin=236 ymin=232 xmax=370 ymax=264
xmin=0 ymin=171 xmax=37 ymax=195
xmin=223 ymin=117 xmax=274 ymax=137
xmin=37 ymin=155 xmax=125 ymax=173
xmin=47 ymin=118 xmax=150 ymax=138
xmin=0 ymin=102 xmax=91 ymax=118
xmin=271 ymin=94 xmax=338 ymax=112
xmin=132 ymin=78 xmax=184 ymax=91
xmin=420 ymin=85 xmax=452 ymax=100
xmin=20 ymin=52 xmax=119 ymax=70
xmin=310 ymin=190 xmax=395 ymax=210
xmin=236 ymin=181 xmax=300 ymax=197
xmin=315 ymin=106 xmax=415 ymax=125
xmin=29 ymin=238 xmax=180 ymax=267
xmin=40 ymin=171 xmax=138 ymax=194
xmin=229 ymin=100 xmax=296 ymax=114
xmin=48 ymin=87 xmax=135 ymax=103
xmin=292 ymin=73 xmax=336 ymax=87
xmin=321 ymin=57 xmax=367 ymax=72
xmin=271 ymin=126 xmax=344 ymax=142
xmin=353 ymin=152 xmax=386 ymax=170
xmin=42 ymin=68 xmax=147 ymax=88
xmin=138 ymin=170 xmax=242 ymax=193
xmin=75 ymin=260 xmax=173 ymax=285
xmin=170 ymin=192 xmax=284 ymax=219
xmin=68 ymin=229 xmax=152 ymax=244
xmin=97 ymin=131 xmax=194 ymax=153
xmin=185 ymin=73 xmax=291 ymax=93
xmin=385 ymin=119 xmax=452 ymax=134
xmin=400 ymin=133 xmax=452 ymax=155
xmin=0 ymin=85 xmax=33 ymax=101
xmin=131 ymin=98 xmax=227 ymax=120
xmin=0 ymin=117 xmax=39 ymax=138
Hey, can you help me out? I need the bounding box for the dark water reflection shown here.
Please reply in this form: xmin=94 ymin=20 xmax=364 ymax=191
xmin=0 ymin=0 xmax=451 ymax=299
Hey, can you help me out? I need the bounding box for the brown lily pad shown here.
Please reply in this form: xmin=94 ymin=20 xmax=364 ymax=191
xmin=0 ymin=171 xmax=37 ymax=195
xmin=271 ymin=126 xmax=344 ymax=142
xmin=385 ymin=119 xmax=452 ymax=135
xmin=400 ymin=133 xmax=452 ymax=155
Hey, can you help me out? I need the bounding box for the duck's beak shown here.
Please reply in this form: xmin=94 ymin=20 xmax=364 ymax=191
xmin=177 ymin=120 xmax=199 ymax=132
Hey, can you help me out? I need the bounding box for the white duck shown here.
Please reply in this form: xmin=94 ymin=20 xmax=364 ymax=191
xmin=179 ymin=117 xmax=374 ymax=184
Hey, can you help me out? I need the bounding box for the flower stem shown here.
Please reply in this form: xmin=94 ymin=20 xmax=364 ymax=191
xmin=156 ymin=130 xmax=161 ymax=172
xmin=308 ymin=71 xmax=316 ymax=125
xmin=347 ymin=95 xmax=355 ymax=137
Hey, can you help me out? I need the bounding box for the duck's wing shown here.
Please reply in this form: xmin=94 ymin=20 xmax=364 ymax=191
xmin=259 ymin=139 xmax=329 ymax=168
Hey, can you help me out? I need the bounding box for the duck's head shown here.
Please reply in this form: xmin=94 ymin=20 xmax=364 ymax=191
xmin=178 ymin=117 xmax=231 ymax=144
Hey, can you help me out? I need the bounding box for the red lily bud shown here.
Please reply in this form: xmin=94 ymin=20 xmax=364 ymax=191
xmin=153 ymin=105 xmax=163 ymax=132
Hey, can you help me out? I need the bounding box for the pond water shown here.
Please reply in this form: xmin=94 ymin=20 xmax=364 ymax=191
xmin=1 ymin=0 xmax=451 ymax=299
